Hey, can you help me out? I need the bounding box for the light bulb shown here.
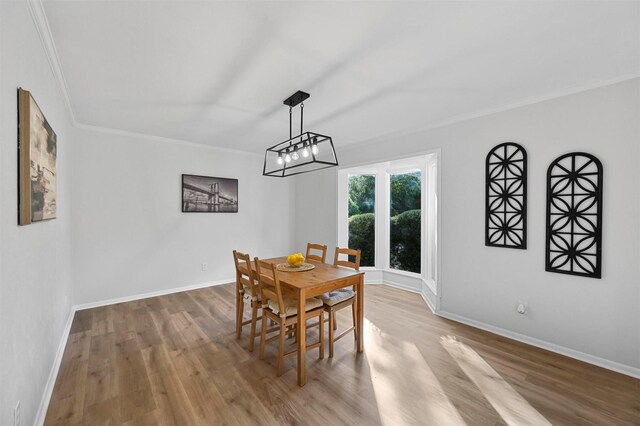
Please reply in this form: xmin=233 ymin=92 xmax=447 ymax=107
xmin=301 ymin=145 xmax=310 ymax=158
xmin=292 ymin=150 xmax=299 ymax=161
xmin=277 ymin=154 xmax=284 ymax=165
xmin=311 ymin=143 xmax=319 ymax=155
xmin=284 ymin=151 xmax=292 ymax=163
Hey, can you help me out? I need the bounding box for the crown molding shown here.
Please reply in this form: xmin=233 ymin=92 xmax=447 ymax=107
xmin=26 ymin=0 xmax=262 ymax=156
xmin=340 ymin=73 xmax=640 ymax=153
xmin=75 ymin=122 xmax=263 ymax=157
xmin=27 ymin=0 xmax=77 ymax=125
xmin=28 ymin=0 xmax=638 ymax=157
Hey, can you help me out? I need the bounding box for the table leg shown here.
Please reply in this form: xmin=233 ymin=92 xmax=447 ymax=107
xmin=297 ymin=288 xmax=307 ymax=386
xmin=357 ymin=275 xmax=364 ymax=353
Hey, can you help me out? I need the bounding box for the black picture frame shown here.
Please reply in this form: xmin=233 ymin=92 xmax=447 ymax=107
xmin=485 ymin=142 xmax=527 ymax=249
xmin=182 ymin=174 xmax=238 ymax=213
xmin=545 ymin=152 xmax=603 ymax=278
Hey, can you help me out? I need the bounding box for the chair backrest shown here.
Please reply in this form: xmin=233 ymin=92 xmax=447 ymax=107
xmin=333 ymin=247 xmax=361 ymax=271
xmin=254 ymin=258 xmax=285 ymax=315
xmin=232 ymin=250 xmax=258 ymax=298
xmin=306 ymin=243 xmax=328 ymax=263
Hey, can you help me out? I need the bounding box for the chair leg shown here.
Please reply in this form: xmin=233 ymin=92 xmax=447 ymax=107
xmin=328 ymin=308 xmax=334 ymax=358
xmin=249 ymin=303 xmax=258 ymax=352
xmin=318 ymin=312 xmax=324 ymax=359
xmin=352 ymin=301 xmax=357 ymax=340
xmin=332 ymin=311 xmax=337 ymax=330
xmin=277 ymin=321 xmax=286 ymax=377
xmin=236 ymin=293 xmax=243 ymax=339
xmin=259 ymin=312 xmax=267 ymax=360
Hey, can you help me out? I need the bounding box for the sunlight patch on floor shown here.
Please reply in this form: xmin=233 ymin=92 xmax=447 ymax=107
xmin=441 ymin=335 xmax=551 ymax=426
xmin=365 ymin=319 xmax=466 ymax=425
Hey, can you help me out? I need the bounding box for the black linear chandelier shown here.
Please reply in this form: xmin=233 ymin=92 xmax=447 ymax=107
xmin=263 ymin=91 xmax=338 ymax=177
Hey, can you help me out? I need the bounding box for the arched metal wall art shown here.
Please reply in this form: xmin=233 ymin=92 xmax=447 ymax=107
xmin=485 ymin=142 xmax=527 ymax=249
xmin=546 ymin=152 xmax=603 ymax=278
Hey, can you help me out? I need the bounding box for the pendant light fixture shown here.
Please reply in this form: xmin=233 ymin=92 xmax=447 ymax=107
xmin=263 ymin=91 xmax=338 ymax=177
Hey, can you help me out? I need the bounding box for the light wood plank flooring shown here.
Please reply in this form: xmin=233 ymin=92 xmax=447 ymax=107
xmin=45 ymin=284 xmax=639 ymax=425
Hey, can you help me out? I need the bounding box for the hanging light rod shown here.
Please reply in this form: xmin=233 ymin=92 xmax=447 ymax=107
xmin=263 ymin=90 xmax=338 ymax=178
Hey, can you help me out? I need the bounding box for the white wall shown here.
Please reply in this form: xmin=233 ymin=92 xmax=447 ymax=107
xmin=0 ymin=2 xmax=74 ymax=425
xmin=0 ymin=6 xmax=637 ymax=425
xmin=71 ymin=127 xmax=295 ymax=305
xmin=1 ymin=4 xmax=296 ymax=422
xmin=294 ymin=78 xmax=640 ymax=373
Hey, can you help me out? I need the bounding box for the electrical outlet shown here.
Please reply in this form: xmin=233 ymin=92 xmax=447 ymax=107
xmin=14 ymin=401 xmax=20 ymax=426
xmin=201 ymin=263 xmax=208 ymax=271
xmin=517 ymin=300 xmax=528 ymax=315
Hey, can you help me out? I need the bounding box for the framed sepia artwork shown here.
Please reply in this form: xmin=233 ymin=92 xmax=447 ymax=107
xmin=182 ymin=174 xmax=238 ymax=213
xmin=18 ymin=88 xmax=57 ymax=225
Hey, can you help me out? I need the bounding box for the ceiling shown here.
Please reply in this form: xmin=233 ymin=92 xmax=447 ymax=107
xmin=42 ymin=1 xmax=640 ymax=153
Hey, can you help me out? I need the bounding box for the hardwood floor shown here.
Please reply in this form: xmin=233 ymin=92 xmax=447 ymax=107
xmin=45 ymin=284 xmax=639 ymax=425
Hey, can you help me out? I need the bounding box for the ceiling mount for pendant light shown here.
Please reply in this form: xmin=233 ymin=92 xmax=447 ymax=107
xmin=263 ymin=90 xmax=338 ymax=177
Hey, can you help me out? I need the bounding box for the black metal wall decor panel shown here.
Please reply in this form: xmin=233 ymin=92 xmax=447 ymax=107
xmin=545 ymin=152 xmax=603 ymax=278
xmin=485 ymin=142 xmax=527 ymax=249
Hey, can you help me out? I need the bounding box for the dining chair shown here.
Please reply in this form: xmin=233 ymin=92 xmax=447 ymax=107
xmin=305 ymin=243 xmax=328 ymax=263
xmin=232 ymin=250 xmax=262 ymax=352
xmin=320 ymin=247 xmax=361 ymax=358
xmin=255 ymin=258 xmax=324 ymax=376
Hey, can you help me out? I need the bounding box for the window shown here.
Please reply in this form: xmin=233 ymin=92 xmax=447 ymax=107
xmin=348 ymin=175 xmax=376 ymax=267
xmin=337 ymin=153 xmax=438 ymax=290
xmin=390 ymin=171 xmax=421 ymax=273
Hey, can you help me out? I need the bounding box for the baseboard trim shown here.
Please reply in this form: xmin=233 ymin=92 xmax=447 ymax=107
xmin=35 ymin=278 xmax=234 ymax=425
xmin=369 ymin=280 xmax=437 ymax=313
xmin=35 ymin=307 xmax=75 ymax=426
xmin=35 ymin=277 xmax=638 ymax=425
xmin=367 ymin=280 xmax=421 ymax=294
xmin=74 ymin=278 xmax=233 ymax=311
xmin=420 ymin=290 xmax=436 ymax=314
xmin=437 ymin=310 xmax=640 ymax=379
xmin=379 ymin=278 xmax=421 ymax=294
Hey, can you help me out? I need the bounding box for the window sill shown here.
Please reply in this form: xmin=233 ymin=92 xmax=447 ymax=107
xmin=361 ymin=267 xmax=422 ymax=279
xmin=385 ymin=268 xmax=422 ymax=278
xmin=360 ymin=266 xmax=422 ymax=278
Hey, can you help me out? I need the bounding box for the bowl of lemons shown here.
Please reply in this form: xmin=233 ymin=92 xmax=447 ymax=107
xmin=286 ymin=252 xmax=305 ymax=267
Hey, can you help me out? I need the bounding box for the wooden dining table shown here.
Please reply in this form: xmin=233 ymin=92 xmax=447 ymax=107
xmin=241 ymin=256 xmax=364 ymax=386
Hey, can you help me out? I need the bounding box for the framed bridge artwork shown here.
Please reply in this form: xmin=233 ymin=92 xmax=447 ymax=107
xmin=182 ymin=174 xmax=238 ymax=213
xmin=18 ymin=88 xmax=58 ymax=225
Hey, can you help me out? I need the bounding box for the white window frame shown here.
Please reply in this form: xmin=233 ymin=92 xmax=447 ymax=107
xmin=386 ymin=165 xmax=423 ymax=274
xmin=337 ymin=151 xmax=440 ymax=307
